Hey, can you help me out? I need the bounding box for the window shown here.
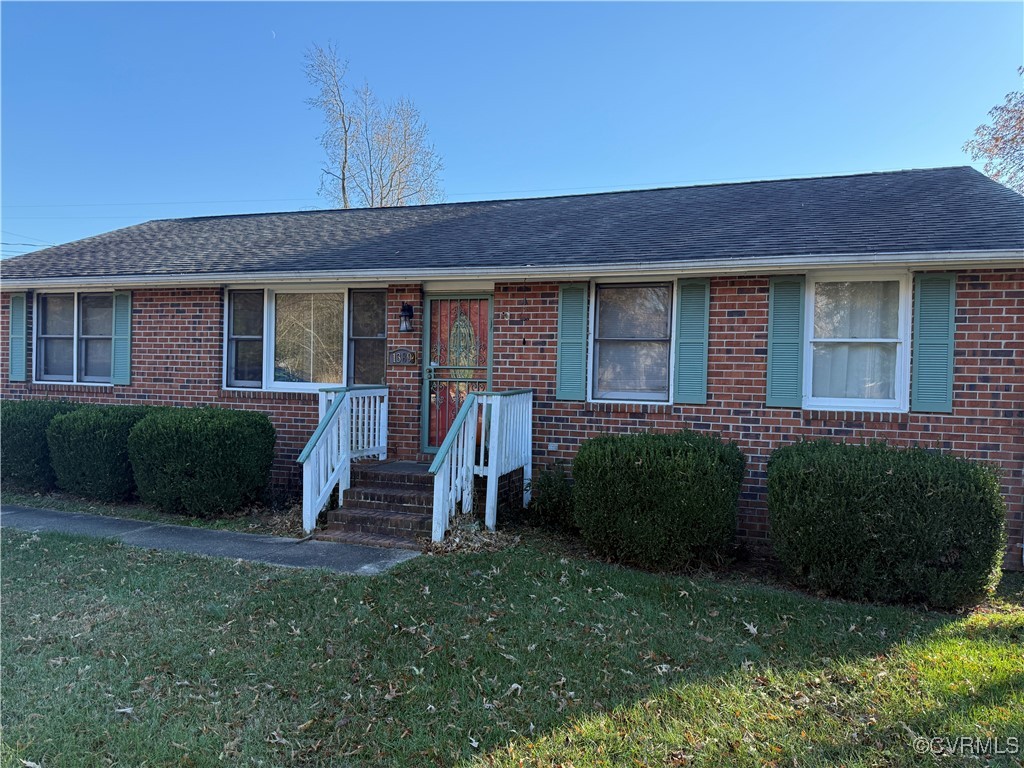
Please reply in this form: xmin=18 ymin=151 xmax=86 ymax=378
xmin=225 ymin=287 xmax=385 ymax=391
xmin=805 ymin=275 xmax=910 ymax=410
xmin=592 ymin=283 xmax=672 ymax=401
xmin=36 ymin=292 xmax=114 ymax=383
xmin=227 ymin=290 xmax=264 ymax=387
xmin=78 ymin=294 xmax=113 ymax=382
xmin=273 ymin=292 xmax=345 ymax=384
xmin=348 ymin=289 xmax=386 ymax=385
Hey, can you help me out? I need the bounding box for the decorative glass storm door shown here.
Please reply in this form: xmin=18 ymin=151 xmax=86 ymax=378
xmin=422 ymin=295 xmax=492 ymax=450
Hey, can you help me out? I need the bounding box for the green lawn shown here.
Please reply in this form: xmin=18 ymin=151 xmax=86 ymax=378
xmin=2 ymin=528 xmax=1021 ymax=767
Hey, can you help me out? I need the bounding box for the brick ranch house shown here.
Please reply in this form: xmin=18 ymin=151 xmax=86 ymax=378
xmin=2 ymin=166 xmax=1022 ymax=567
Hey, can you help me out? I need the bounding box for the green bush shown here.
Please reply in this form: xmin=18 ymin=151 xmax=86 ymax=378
xmin=1 ymin=399 xmax=82 ymax=491
xmin=768 ymin=440 xmax=1006 ymax=609
xmin=526 ymin=462 xmax=575 ymax=531
xmin=572 ymin=431 xmax=745 ymax=570
xmin=47 ymin=405 xmax=152 ymax=501
xmin=128 ymin=407 xmax=276 ymax=516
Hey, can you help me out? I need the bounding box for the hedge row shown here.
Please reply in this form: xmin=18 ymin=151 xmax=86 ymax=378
xmin=1 ymin=400 xmax=82 ymax=491
xmin=567 ymin=431 xmax=1005 ymax=608
xmin=2 ymin=400 xmax=275 ymax=516
xmin=48 ymin=405 xmax=151 ymax=501
xmin=129 ymin=408 xmax=276 ymax=516
xmin=767 ymin=440 xmax=1005 ymax=609
xmin=572 ymin=431 xmax=745 ymax=570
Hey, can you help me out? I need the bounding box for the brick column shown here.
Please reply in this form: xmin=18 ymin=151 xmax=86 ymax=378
xmin=385 ymin=284 xmax=425 ymax=460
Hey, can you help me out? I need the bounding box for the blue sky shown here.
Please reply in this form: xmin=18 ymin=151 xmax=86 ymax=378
xmin=2 ymin=2 xmax=1021 ymax=257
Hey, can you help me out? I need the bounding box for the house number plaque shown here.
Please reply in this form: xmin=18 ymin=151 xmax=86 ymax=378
xmin=388 ymin=348 xmax=417 ymax=366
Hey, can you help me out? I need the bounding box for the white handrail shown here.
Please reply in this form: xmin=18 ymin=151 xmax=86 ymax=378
xmin=429 ymin=388 xmax=533 ymax=541
xmin=299 ymin=386 xmax=388 ymax=533
xmin=428 ymin=394 xmax=479 ymax=541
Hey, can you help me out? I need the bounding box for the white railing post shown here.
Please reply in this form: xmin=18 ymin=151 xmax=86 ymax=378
xmin=462 ymin=399 xmax=478 ymax=514
xmin=484 ymin=395 xmax=503 ymax=531
xmin=379 ymin=391 xmax=389 ymax=460
xmin=302 ymin=460 xmax=316 ymax=532
xmin=338 ymin=396 xmax=352 ymax=503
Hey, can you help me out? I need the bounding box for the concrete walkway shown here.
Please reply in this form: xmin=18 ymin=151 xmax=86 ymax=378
xmin=0 ymin=504 xmax=418 ymax=575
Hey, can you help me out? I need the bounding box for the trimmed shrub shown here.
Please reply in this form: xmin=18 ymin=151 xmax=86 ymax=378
xmin=128 ymin=407 xmax=276 ymax=516
xmin=1 ymin=399 xmax=82 ymax=491
xmin=47 ymin=405 xmax=152 ymax=501
xmin=768 ymin=440 xmax=1006 ymax=609
xmin=526 ymin=462 xmax=575 ymax=531
xmin=573 ymin=431 xmax=745 ymax=570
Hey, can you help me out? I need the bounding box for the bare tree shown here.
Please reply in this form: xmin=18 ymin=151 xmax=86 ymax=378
xmin=305 ymin=42 xmax=443 ymax=208
xmin=964 ymin=68 xmax=1024 ymax=194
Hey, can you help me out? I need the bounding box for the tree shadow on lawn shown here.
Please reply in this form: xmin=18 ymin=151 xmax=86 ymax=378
xmin=3 ymin=529 xmax=1020 ymax=767
xmin=454 ymin=566 xmax=1024 ymax=767
xmin=246 ymin=549 xmax=981 ymax=766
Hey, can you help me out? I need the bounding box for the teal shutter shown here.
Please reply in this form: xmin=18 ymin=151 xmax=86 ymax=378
xmin=674 ymin=279 xmax=710 ymax=404
xmin=911 ymin=273 xmax=956 ymax=413
xmin=766 ymin=276 xmax=805 ymax=408
xmin=9 ymin=293 xmax=27 ymax=382
xmin=111 ymin=291 xmax=132 ymax=385
xmin=556 ymin=284 xmax=588 ymax=400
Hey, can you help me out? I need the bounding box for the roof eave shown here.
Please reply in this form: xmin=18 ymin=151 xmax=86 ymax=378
xmin=2 ymin=248 xmax=1021 ymax=290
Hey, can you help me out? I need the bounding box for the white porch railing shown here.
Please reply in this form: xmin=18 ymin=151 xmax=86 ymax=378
xmin=429 ymin=388 xmax=533 ymax=542
xmin=298 ymin=386 xmax=388 ymax=533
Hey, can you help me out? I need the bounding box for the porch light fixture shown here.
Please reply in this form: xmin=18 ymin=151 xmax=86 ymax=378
xmin=399 ymin=302 xmax=415 ymax=332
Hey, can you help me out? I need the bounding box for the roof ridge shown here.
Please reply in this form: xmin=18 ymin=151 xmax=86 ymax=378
xmin=150 ymin=166 xmax=978 ymax=225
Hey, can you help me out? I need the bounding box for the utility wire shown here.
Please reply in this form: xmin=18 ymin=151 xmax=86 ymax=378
xmin=4 ymin=196 xmax=323 ymax=208
xmin=1 ymin=229 xmax=54 ymax=244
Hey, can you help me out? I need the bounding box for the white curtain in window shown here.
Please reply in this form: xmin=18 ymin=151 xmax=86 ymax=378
xmin=812 ymin=281 xmax=899 ymax=400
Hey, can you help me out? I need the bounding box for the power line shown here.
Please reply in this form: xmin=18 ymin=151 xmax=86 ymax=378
xmin=7 ymin=216 xmax=158 ymax=220
xmin=1 ymin=229 xmax=54 ymax=244
xmin=4 ymin=196 xmax=323 ymax=208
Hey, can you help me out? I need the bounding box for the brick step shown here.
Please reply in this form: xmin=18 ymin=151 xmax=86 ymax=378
xmin=350 ymin=461 xmax=433 ymax=491
xmin=323 ymin=506 xmax=431 ymax=540
xmin=314 ymin=525 xmax=423 ymax=551
xmin=342 ymin=484 xmax=433 ymax=515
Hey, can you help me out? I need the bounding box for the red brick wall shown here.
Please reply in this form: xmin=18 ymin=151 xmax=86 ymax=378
xmin=490 ymin=270 xmax=1023 ymax=570
xmin=0 ymin=288 xmax=319 ymax=494
xmin=2 ymin=268 xmax=1021 ymax=568
xmin=384 ymin=284 xmax=426 ymax=462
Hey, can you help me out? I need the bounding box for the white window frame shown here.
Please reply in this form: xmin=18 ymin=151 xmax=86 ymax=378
xmin=32 ymin=290 xmax=115 ymax=386
xmin=587 ymin=278 xmax=677 ymax=405
xmin=802 ymin=270 xmax=911 ymax=413
xmin=223 ymin=285 xmax=361 ymax=393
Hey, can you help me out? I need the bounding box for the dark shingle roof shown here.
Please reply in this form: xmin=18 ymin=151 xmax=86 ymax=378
xmin=3 ymin=166 xmax=1021 ymax=282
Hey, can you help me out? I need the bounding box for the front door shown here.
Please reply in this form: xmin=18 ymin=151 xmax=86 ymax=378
xmin=422 ymin=295 xmax=492 ymax=450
